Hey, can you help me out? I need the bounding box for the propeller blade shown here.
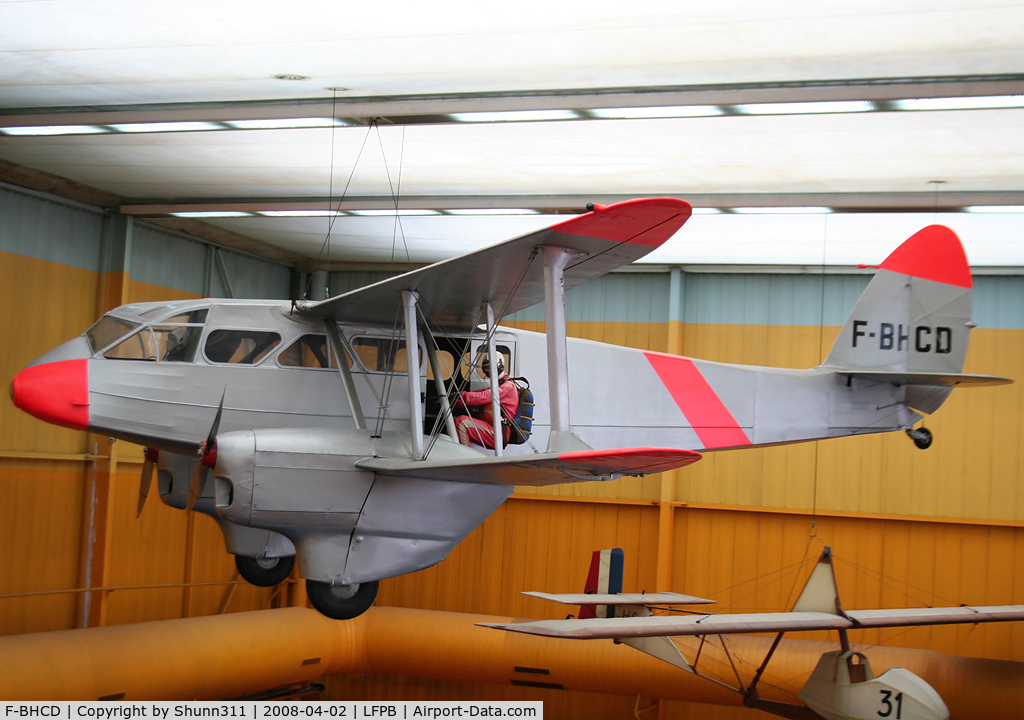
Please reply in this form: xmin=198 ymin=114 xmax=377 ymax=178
xmin=185 ymin=453 xmax=208 ymax=512
xmin=136 ymin=448 xmax=158 ymax=518
xmin=186 ymin=391 xmax=226 ymax=513
xmin=207 ymin=389 xmax=226 ymax=445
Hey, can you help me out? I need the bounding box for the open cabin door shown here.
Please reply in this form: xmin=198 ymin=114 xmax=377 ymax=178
xmin=422 ymin=333 xmax=517 ymax=440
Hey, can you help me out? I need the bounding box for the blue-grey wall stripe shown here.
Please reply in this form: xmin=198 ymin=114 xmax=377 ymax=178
xmin=3 ymin=184 xmax=1023 ymax=329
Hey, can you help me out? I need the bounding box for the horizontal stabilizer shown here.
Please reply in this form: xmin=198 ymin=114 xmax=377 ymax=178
xmin=356 ymin=446 xmax=702 ymax=487
xmin=297 ymin=198 xmax=691 ymax=330
xmin=524 ymin=591 xmax=715 ymax=606
xmin=841 ymin=371 xmax=1012 ymax=387
xmin=478 ymin=604 xmax=1024 ymax=639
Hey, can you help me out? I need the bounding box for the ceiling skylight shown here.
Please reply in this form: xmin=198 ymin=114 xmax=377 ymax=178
xmin=736 ymin=100 xmax=875 ymax=115
xmin=964 ymin=205 xmax=1024 ymax=213
xmin=171 ymin=211 xmax=253 ymax=218
xmin=0 ymin=125 xmax=109 ymax=136
xmin=445 ymin=208 xmax=541 ymax=215
xmin=588 ymin=106 xmax=722 ymax=119
xmin=258 ymin=210 xmax=345 ymax=217
xmin=108 ymin=121 xmax=225 ymax=133
xmin=894 ymin=95 xmax=1024 ymax=111
xmin=731 ymin=207 xmax=831 ymax=214
xmin=348 ymin=209 xmax=441 ymax=216
xmin=448 ymin=110 xmax=581 ymax=123
xmin=224 ymin=118 xmax=349 ymax=129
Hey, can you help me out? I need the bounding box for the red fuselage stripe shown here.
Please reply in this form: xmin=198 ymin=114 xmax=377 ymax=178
xmin=644 ymin=352 xmax=751 ymax=449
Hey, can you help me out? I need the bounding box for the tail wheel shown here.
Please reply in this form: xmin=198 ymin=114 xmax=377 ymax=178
xmin=235 ymin=554 xmax=295 ymax=587
xmin=306 ymin=579 xmax=379 ymax=620
xmin=906 ymin=427 xmax=933 ymax=450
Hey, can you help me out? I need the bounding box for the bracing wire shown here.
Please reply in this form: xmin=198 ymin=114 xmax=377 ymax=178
xmin=415 ymin=249 xmax=538 ymax=459
xmin=304 ymin=122 xmax=376 ymax=300
xmin=325 ymin=89 xmax=337 ymax=298
xmin=811 ymin=211 xmax=830 ymax=543
xmin=372 ymin=124 xmax=412 ymax=269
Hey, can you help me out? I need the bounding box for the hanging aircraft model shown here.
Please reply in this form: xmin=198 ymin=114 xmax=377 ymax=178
xmin=9 ymin=198 xmax=1011 ymax=620
xmin=481 ymin=548 xmax=1024 ymax=720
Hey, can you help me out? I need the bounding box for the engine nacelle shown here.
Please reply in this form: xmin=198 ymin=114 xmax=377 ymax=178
xmin=798 ymin=650 xmax=949 ymax=720
xmin=154 ymin=448 xmax=295 ymax=560
xmin=212 ymin=427 xmax=511 ymax=586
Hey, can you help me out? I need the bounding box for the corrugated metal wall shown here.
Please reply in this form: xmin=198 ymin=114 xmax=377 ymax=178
xmin=0 ymin=184 xmax=296 ymax=637
xmin=2 ymin=183 xmax=1023 ymax=717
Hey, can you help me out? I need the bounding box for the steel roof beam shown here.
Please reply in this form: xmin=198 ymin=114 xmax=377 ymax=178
xmin=3 ymin=74 xmax=1024 ymax=128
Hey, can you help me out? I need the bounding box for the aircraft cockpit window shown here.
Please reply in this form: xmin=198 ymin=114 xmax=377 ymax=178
xmin=350 ymin=337 xmax=411 ymax=373
xmin=86 ymin=316 xmax=140 ymax=354
xmin=102 ymin=324 xmax=205 ymax=362
xmin=205 ymin=329 xmax=282 ymax=365
xmin=278 ymin=334 xmax=342 ymax=369
xmin=104 ymin=328 xmax=158 ymax=361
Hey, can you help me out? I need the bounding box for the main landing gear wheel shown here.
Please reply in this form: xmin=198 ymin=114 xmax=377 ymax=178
xmin=235 ymin=554 xmax=295 ymax=587
xmin=906 ymin=426 xmax=933 ymax=450
xmin=306 ymin=579 xmax=379 ymax=620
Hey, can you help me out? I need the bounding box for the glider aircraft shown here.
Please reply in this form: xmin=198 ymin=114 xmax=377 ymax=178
xmin=9 ymin=198 xmax=1011 ymax=620
xmin=482 ymin=548 xmax=1024 ymax=720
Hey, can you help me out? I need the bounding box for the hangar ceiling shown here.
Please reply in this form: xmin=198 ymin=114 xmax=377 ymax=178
xmin=2 ymin=1 xmax=1024 ymax=269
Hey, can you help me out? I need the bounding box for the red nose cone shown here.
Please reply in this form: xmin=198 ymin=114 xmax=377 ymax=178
xmin=11 ymin=359 xmax=90 ymax=430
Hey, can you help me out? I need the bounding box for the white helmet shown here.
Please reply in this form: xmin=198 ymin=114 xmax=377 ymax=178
xmin=481 ymin=355 xmax=505 ymax=378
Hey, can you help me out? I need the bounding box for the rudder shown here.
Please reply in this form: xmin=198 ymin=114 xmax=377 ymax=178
xmin=822 ymin=225 xmax=975 ymax=413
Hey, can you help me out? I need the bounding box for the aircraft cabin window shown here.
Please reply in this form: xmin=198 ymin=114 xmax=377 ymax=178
xmin=86 ymin=316 xmax=140 ymax=354
xmin=278 ymin=334 xmax=342 ymax=369
xmin=426 ymin=349 xmax=456 ymax=381
xmin=350 ymin=337 xmax=412 ymax=373
xmin=153 ymin=325 xmax=203 ymax=362
xmin=460 ymin=345 xmax=512 ymax=382
xmin=204 ymin=329 xmax=282 ymax=365
xmin=162 ymin=309 xmax=208 ymax=324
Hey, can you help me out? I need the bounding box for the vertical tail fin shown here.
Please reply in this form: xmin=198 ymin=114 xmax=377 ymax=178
xmin=822 ymin=225 xmax=974 ymax=413
xmin=579 ymin=547 xmax=623 ymax=619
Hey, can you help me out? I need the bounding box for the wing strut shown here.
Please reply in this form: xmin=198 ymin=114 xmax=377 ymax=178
xmin=424 ymin=331 xmax=458 ymax=442
xmin=325 ymin=321 xmax=366 ymax=431
xmin=543 ymin=246 xmax=590 ymax=452
xmin=485 ymin=302 xmax=503 ymax=457
xmin=403 ymin=290 xmax=425 ymax=460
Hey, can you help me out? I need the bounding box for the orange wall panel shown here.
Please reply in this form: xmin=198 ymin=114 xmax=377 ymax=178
xmin=0 ymin=250 xmax=99 ymax=455
xmin=377 ymin=499 xmax=660 ymax=620
xmin=0 ymin=462 xmax=85 ymax=635
xmin=671 ymin=507 xmax=1024 ymax=661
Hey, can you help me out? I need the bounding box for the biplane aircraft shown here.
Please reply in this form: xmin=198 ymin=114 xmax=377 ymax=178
xmin=481 ymin=548 xmax=1024 ymax=720
xmin=10 ymin=198 xmax=1010 ymax=620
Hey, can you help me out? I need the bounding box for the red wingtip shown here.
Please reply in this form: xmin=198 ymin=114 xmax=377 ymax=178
xmin=551 ymin=197 xmax=692 ymax=247
xmin=878 ymin=225 xmax=972 ymax=288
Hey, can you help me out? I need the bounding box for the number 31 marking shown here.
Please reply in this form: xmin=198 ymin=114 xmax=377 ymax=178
xmin=879 ymin=689 xmax=904 ymax=718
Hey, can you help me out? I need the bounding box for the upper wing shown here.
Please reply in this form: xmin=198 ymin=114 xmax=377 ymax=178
xmin=355 ymin=446 xmax=702 ymax=487
xmin=478 ymin=605 xmax=1024 ymax=639
xmin=297 ymin=198 xmax=691 ymax=330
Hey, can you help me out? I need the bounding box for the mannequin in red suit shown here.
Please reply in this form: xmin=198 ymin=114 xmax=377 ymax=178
xmin=454 ymin=355 xmax=519 ymax=449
